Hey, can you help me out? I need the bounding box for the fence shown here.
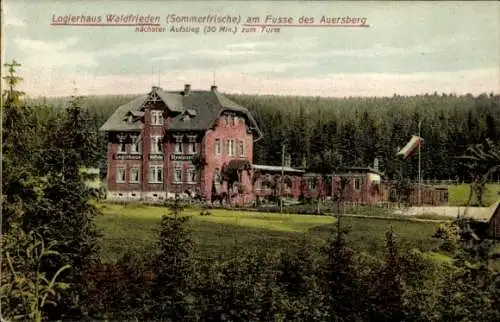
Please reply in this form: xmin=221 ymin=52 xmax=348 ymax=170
xmin=420 ymin=178 xmax=500 ymax=185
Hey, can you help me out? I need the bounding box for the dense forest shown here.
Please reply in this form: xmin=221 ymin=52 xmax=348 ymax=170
xmin=3 ymin=60 xmax=500 ymax=321
xmin=27 ymin=89 xmax=500 ymax=182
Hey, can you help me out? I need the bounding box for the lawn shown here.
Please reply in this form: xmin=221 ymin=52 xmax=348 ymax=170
xmin=95 ymin=203 xmax=442 ymax=262
xmin=447 ymin=184 xmax=500 ymax=206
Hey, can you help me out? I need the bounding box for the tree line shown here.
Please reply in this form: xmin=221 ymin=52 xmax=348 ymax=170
xmin=27 ymin=87 xmax=500 ymax=182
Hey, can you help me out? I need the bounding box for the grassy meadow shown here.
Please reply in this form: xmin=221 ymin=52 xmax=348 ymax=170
xmin=95 ymin=202 xmax=443 ymax=263
xmin=93 ymin=183 xmax=500 ymax=262
xmin=447 ymin=183 xmax=500 ymax=206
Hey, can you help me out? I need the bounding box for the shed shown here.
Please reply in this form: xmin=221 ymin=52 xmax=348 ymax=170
xmin=486 ymin=201 xmax=500 ymax=239
xmin=467 ymin=201 xmax=500 ymax=239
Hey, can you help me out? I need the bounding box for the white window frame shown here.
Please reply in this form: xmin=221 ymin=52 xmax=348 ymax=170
xmin=239 ymin=140 xmax=244 ymax=156
xmin=215 ymin=138 xmax=221 ymax=156
xmin=174 ymin=167 xmax=182 ymax=183
xmin=130 ymin=135 xmax=141 ymax=154
xmin=149 ymin=165 xmax=163 ymax=183
xmin=130 ymin=167 xmax=141 ymax=183
xmin=227 ymin=139 xmax=235 ymax=156
xmin=151 ymin=110 xmax=163 ymax=125
xmin=174 ymin=142 xmax=183 ymax=154
xmin=187 ymin=168 xmax=196 ymax=183
xmin=117 ymin=142 xmax=127 ymax=154
xmin=187 ymin=142 xmax=196 ymax=154
xmin=116 ymin=167 xmax=126 ymax=183
xmin=151 ymin=136 xmax=163 ymax=154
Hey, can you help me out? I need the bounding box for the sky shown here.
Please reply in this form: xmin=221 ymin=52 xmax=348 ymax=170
xmin=2 ymin=0 xmax=499 ymax=97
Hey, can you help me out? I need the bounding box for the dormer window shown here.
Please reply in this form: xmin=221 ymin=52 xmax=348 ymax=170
xmin=181 ymin=109 xmax=197 ymax=122
xmin=127 ymin=114 xmax=133 ymax=123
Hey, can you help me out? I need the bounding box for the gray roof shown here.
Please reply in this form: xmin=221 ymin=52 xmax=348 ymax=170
xmin=99 ymin=95 xmax=147 ymax=132
xmin=253 ymin=164 xmax=305 ymax=174
xmin=342 ymin=166 xmax=384 ymax=176
xmin=469 ymin=201 xmax=500 ymax=222
xmin=99 ymin=87 xmax=263 ymax=140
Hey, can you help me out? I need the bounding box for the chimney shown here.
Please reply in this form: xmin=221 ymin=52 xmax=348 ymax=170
xmin=183 ymin=84 xmax=191 ymax=95
xmin=211 ymin=85 xmax=218 ymax=91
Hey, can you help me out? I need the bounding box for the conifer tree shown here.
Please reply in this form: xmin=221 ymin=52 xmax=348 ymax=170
xmin=1 ymin=60 xmax=48 ymax=236
xmin=370 ymin=227 xmax=406 ymax=322
xmin=150 ymin=200 xmax=194 ymax=321
xmin=23 ymin=91 xmax=102 ymax=320
xmin=322 ymin=215 xmax=361 ymax=321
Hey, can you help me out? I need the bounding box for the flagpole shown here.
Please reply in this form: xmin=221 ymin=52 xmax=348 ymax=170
xmin=418 ymin=120 xmax=422 ymax=206
xmin=280 ymin=144 xmax=285 ymax=213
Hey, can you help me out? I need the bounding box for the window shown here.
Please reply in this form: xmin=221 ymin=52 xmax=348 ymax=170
xmin=151 ymin=136 xmax=163 ymax=154
xmin=231 ymin=115 xmax=236 ymax=126
xmin=174 ymin=142 xmax=183 ymax=154
xmin=354 ymin=178 xmax=361 ymax=190
xmin=308 ymin=178 xmax=317 ymax=190
xmin=174 ymin=168 xmax=182 ymax=183
xmin=149 ymin=166 xmax=163 ymax=183
xmin=187 ymin=136 xmax=196 ymax=154
xmin=224 ymin=113 xmax=229 ymax=125
xmin=117 ymin=142 xmax=127 ymax=154
xmin=215 ymin=139 xmax=221 ymax=155
xmin=130 ymin=168 xmax=140 ymax=183
xmin=227 ymin=139 xmax=235 ymax=156
xmin=173 ymin=135 xmax=183 ymax=154
xmin=151 ymin=110 xmax=163 ymax=125
xmin=116 ymin=167 xmax=126 ymax=183
xmin=187 ymin=168 xmax=196 ymax=183
xmin=239 ymin=140 xmax=244 ymax=156
xmin=214 ymin=168 xmax=221 ymax=183
xmin=131 ymin=135 xmax=140 ymax=154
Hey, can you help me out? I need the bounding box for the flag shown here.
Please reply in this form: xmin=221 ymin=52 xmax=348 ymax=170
xmin=396 ymin=135 xmax=424 ymax=159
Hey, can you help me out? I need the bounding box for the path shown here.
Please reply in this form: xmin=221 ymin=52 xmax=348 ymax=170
xmin=393 ymin=206 xmax=491 ymax=221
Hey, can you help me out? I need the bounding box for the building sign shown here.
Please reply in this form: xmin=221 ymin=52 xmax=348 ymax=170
xmin=170 ymin=154 xmax=195 ymax=161
xmin=114 ymin=154 xmax=142 ymax=160
xmin=149 ymin=154 xmax=164 ymax=161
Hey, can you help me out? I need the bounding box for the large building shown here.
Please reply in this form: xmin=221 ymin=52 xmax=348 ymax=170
xmin=100 ymin=84 xmax=449 ymax=206
xmin=99 ymin=84 xmax=263 ymax=202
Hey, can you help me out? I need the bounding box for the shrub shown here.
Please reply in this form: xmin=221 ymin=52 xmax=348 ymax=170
xmin=83 ymin=252 xmax=156 ymax=320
